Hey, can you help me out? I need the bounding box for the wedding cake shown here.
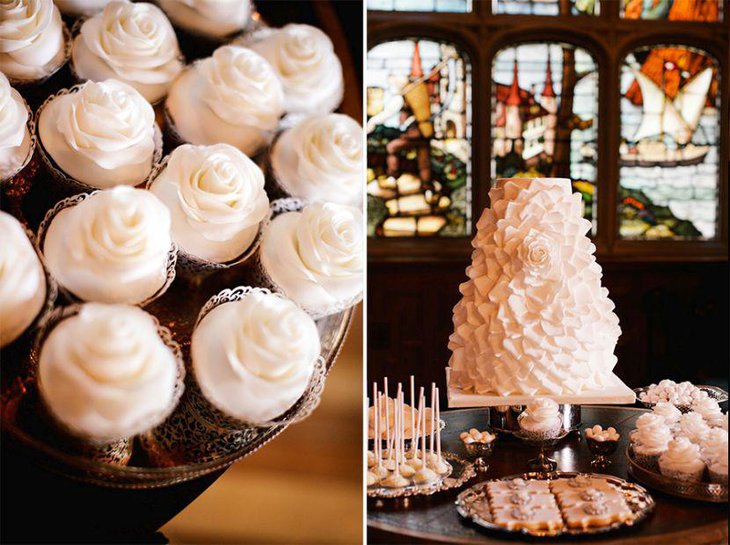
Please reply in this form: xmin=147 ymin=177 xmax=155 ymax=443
xmin=448 ymin=178 xmax=621 ymax=396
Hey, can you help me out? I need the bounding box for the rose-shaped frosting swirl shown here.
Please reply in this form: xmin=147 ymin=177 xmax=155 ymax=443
xmin=260 ymin=202 xmax=364 ymax=315
xmin=677 ymin=411 xmax=710 ymax=444
xmin=700 ymin=428 xmax=728 ymax=464
xmin=448 ymin=178 xmax=621 ymax=396
xmin=652 ymin=401 xmax=682 ymax=426
xmin=72 ymin=1 xmax=183 ymax=103
xmin=55 ymin=0 xmax=113 ymax=17
xmin=38 ymin=303 xmax=178 ymax=441
xmin=692 ymin=396 xmax=723 ymax=422
xmin=518 ymin=398 xmax=562 ymax=432
xmin=149 ymin=143 xmax=269 ymax=262
xmin=43 ymin=186 xmax=172 ymax=304
xmin=636 ymin=413 xmax=666 ymax=430
xmin=159 ymin=0 xmax=250 ymax=38
xmin=248 ymin=24 xmax=343 ymax=115
xmin=271 ymin=114 xmax=363 ymax=206
xmin=39 ymin=79 xmax=156 ymax=187
xmin=0 ymin=0 xmax=66 ymax=81
xmin=166 ymin=45 xmax=284 ymax=155
xmin=632 ymin=419 xmax=672 ymax=455
xmin=0 ymin=72 xmax=31 ymax=179
xmin=659 ymin=437 xmax=704 ymax=472
xmin=191 ymin=291 xmax=320 ymax=424
xmin=0 ymin=211 xmax=46 ymax=347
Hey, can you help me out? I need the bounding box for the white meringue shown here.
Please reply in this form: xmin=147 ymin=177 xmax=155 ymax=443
xmin=158 ymin=0 xmax=251 ymax=39
xmin=166 ymin=45 xmax=284 ymax=156
xmin=271 ymin=114 xmax=363 ymax=207
xmin=0 ymin=211 xmax=47 ymax=347
xmin=71 ymin=1 xmax=184 ymax=104
xmin=38 ymin=79 xmax=157 ymax=188
xmin=191 ymin=290 xmax=321 ymax=425
xmin=38 ymin=303 xmax=178 ymax=441
xmin=149 ymin=144 xmax=269 ymax=263
xmin=0 ymin=72 xmax=31 ymax=180
xmin=54 ymin=0 xmax=113 ymax=17
xmin=43 ymin=186 xmax=172 ymax=305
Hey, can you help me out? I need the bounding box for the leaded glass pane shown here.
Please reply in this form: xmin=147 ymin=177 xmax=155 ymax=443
xmin=621 ymin=0 xmax=720 ymax=21
xmin=367 ymin=0 xmax=472 ymax=12
xmin=491 ymin=43 xmax=599 ymax=231
xmin=619 ymin=45 xmax=720 ymax=239
xmin=367 ymin=39 xmax=472 ymax=237
xmin=492 ymin=0 xmax=599 ymax=16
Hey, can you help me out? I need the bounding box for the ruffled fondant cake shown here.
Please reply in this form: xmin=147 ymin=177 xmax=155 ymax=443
xmin=447 ymin=178 xmax=621 ymax=396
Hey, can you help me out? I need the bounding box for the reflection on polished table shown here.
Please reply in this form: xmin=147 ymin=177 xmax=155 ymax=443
xmin=368 ymin=406 xmax=729 ymax=545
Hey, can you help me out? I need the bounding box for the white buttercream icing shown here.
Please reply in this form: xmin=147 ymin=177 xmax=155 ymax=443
xmin=651 ymin=401 xmax=682 ymax=426
xmin=676 ymin=411 xmax=711 ymax=444
xmin=43 ymin=186 xmax=172 ymax=305
xmin=38 ymin=79 xmax=156 ymax=188
xmin=0 ymin=211 xmax=46 ymax=347
xmin=658 ymin=437 xmax=705 ymax=475
xmin=271 ymin=114 xmax=363 ymax=206
xmin=166 ymin=45 xmax=284 ymax=156
xmin=260 ymin=202 xmax=363 ymax=315
xmin=248 ymin=24 xmax=343 ymax=115
xmin=54 ymin=0 xmax=113 ymax=17
xmin=38 ymin=303 xmax=178 ymax=441
xmin=700 ymin=428 xmax=728 ymax=464
xmin=191 ymin=290 xmax=320 ymax=424
xmin=448 ymin=178 xmax=621 ymax=396
xmin=159 ymin=0 xmax=250 ymax=39
xmin=149 ymin=143 xmax=269 ymax=263
xmin=0 ymin=72 xmax=31 ymax=180
xmin=0 ymin=0 xmax=66 ymax=81
xmin=692 ymin=395 xmax=723 ymax=424
xmin=518 ymin=398 xmax=562 ymax=433
xmin=632 ymin=419 xmax=672 ymax=456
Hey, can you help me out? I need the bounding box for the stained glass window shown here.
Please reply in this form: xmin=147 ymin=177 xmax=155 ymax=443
xmin=491 ymin=43 xmax=599 ymax=231
xmin=367 ymin=39 xmax=472 ymax=237
xmin=368 ymin=0 xmax=472 ymax=12
xmin=619 ymin=45 xmax=720 ymax=239
xmin=621 ymin=0 xmax=720 ymax=21
xmin=493 ymin=0 xmax=599 ymax=16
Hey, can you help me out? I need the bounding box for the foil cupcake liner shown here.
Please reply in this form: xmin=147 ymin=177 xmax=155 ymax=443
xmin=29 ymin=303 xmax=186 ymax=448
xmin=6 ymin=24 xmax=72 ymax=90
xmin=632 ymin=450 xmax=662 ymax=472
xmin=34 ymin=84 xmax=164 ymax=195
xmin=36 ymin=191 xmax=178 ymax=307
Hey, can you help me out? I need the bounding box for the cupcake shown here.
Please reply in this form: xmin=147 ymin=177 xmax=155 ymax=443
xmin=0 ymin=211 xmax=48 ymax=347
xmin=247 ymin=24 xmax=343 ymax=116
xmin=40 ymin=186 xmax=175 ymax=305
xmin=166 ymin=45 xmax=284 ymax=157
xmin=631 ymin=418 xmax=672 ymax=471
xmin=37 ymin=79 xmax=161 ymax=190
xmin=700 ymin=428 xmax=728 ymax=465
xmin=54 ymin=0 xmax=113 ymax=18
xmin=158 ymin=0 xmax=251 ymax=40
xmin=517 ymin=398 xmax=563 ymax=440
xmin=0 ymin=0 xmax=68 ymax=85
xmin=651 ymin=401 xmax=682 ymax=428
xmin=258 ymin=201 xmax=364 ymax=318
xmin=677 ymin=411 xmax=710 ymax=444
xmin=148 ymin=143 xmax=269 ymax=269
xmin=70 ymin=1 xmax=184 ymax=104
xmin=692 ymin=395 xmax=724 ymax=426
xmin=658 ymin=438 xmax=705 ymax=482
xmin=190 ymin=288 xmax=321 ymax=426
xmin=706 ymin=442 xmax=728 ymax=484
xmin=37 ymin=303 xmax=182 ymax=443
xmin=0 ymin=73 xmax=34 ymax=182
xmin=269 ymin=114 xmax=363 ymax=206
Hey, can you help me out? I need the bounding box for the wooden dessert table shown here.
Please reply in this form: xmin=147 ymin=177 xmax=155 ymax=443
xmin=368 ymin=406 xmax=729 ymax=545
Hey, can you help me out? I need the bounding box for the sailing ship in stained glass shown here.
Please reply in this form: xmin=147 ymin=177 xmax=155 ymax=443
xmin=493 ymin=0 xmax=599 ymax=15
xmin=491 ymin=43 xmax=599 ymax=230
xmin=367 ymin=39 xmax=471 ymax=237
xmin=622 ymin=0 xmax=720 ymax=21
xmin=619 ymin=45 xmax=720 ymax=239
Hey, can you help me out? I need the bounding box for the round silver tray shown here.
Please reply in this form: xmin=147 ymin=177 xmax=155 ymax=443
xmin=456 ymin=471 xmax=655 ymax=538
xmin=367 ymin=452 xmax=475 ymax=499
xmin=626 ymin=446 xmax=728 ymax=503
xmin=634 ymin=384 xmax=729 ymax=413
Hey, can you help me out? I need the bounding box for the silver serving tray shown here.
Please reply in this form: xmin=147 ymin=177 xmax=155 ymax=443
xmin=634 ymin=384 xmax=729 ymax=413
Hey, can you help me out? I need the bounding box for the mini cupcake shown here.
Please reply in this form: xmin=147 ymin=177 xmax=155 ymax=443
xmin=40 ymin=186 xmax=176 ymax=305
xmin=631 ymin=418 xmax=672 ymax=471
xmin=516 ymin=398 xmax=563 ymax=440
xmin=706 ymin=442 xmax=728 ymax=484
xmin=0 ymin=0 xmax=69 ymax=85
xmin=246 ymin=24 xmax=343 ymax=117
xmin=677 ymin=411 xmax=710 ymax=444
xmin=658 ymin=438 xmax=705 ymax=482
xmin=257 ymin=200 xmax=364 ymax=318
xmin=148 ymin=144 xmax=269 ymax=273
xmin=36 ymin=303 xmax=183 ymax=444
xmin=651 ymin=401 xmax=682 ymax=428
xmin=691 ymin=395 xmax=724 ymax=427
xmin=70 ymin=1 xmax=184 ymax=104
xmin=166 ymin=45 xmax=284 ymax=157
xmin=269 ymin=114 xmax=363 ymax=206
xmin=700 ymin=428 xmax=728 ymax=465
xmin=0 ymin=211 xmax=49 ymax=348
xmin=54 ymin=0 xmax=113 ymax=18
xmin=37 ymin=79 xmax=161 ymax=191
xmin=0 ymin=73 xmax=35 ymax=183
xmin=158 ymin=0 xmax=251 ymax=40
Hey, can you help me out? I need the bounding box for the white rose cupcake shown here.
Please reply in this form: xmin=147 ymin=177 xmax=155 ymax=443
xmin=37 ymin=303 xmax=183 ymax=443
xmin=658 ymin=437 xmax=705 ymax=482
xmin=54 ymin=0 xmax=113 ymax=18
xmin=676 ymin=411 xmax=710 ymax=444
xmin=651 ymin=401 xmax=682 ymax=428
xmin=270 ymin=114 xmax=363 ymax=206
xmin=40 ymin=186 xmax=176 ymax=305
xmin=158 ymin=0 xmax=251 ymax=40
xmin=631 ymin=418 xmax=673 ymax=471
xmin=0 ymin=73 xmax=34 ymax=182
xmin=516 ymin=398 xmax=563 ymax=440
xmin=148 ymin=144 xmax=269 ymax=271
xmin=37 ymin=79 xmax=161 ymax=191
xmin=71 ymin=1 xmax=184 ymax=104
xmin=691 ymin=396 xmax=723 ymax=426
xmin=258 ymin=200 xmax=364 ymax=318
xmin=0 ymin=0 xmax=68 ymax=84
xmin=247 ymin=24 xmax=343 ymax=116
xmin=705 ymin=439 xmax=728 ymax=484
xmin=0 ymin=211 xmax=49 ymax=347
xmin=700 ymin=428 xmax=728 ymax=465
xmin=166 ymin=45 xmax=284 ymax=156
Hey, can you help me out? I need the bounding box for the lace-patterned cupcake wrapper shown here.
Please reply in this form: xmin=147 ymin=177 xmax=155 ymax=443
xmin=6 ymin=24 xmax=72 ymax=89
xmin=36 ymin=191 xmax=178 ymax=308
xmin=0 ymin=99 xmax=37 ymax=186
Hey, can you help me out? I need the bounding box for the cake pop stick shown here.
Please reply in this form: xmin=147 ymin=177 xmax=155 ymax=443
xmin=384 ymin=378 xmax=390 ymax=460
xmin=430 ymin=383 xmax=436 ymax=459
xmin=382 ymin=389 xmax=409 ymax=488
xmin=373 ymin=392 xmax=388 ymax=479
xmin=413 ymin=389 xmax=438 ymax=484
xmin=432 ymin=387 xmax=450 ymax=474
xmin=388 ymin=383 xmax=403 ymax=463
xmin=407 ymin=387 xmax=424 ymax=468
xmin=410 ymin=375 xmax=415 ymax=442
